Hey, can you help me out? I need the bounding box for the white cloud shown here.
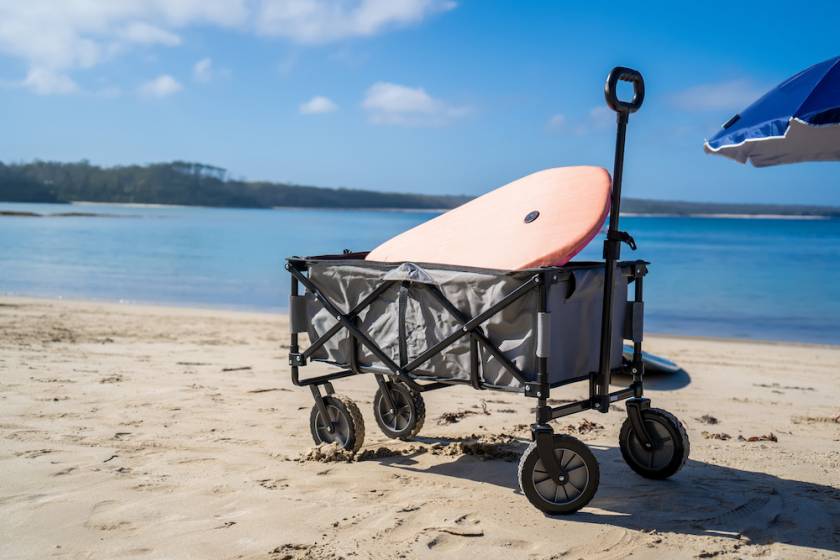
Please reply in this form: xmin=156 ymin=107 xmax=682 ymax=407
xmin=299 ymin=95 xmax=338 ymax=114
xmin=589 ymin=105 xmax=613 ymax=127
xmin=20 ymin=67 xmax=79 ymax=95
xmin=549 ymin=106 xmax=614 ymax=135
xmin=120 ymin=22 xmax=181 ymax=46
xmin=547 ymin=113 xmax=566 ymax=129
xmin=670 ymin=79 xmax=764 ymax=111
xmin=193 ymin=57 xmax=213 ymax=82
xmin=0 ymin=0 xmax=248 ymax=94
xmin=362 ymin=81 xmax=469 ymax=126
xmin=192 ymin=57 xmax=230 ymax=82
xmin=255 ymin=0 xmax=456 ymax=44
xmin=0 ymin=1 xmax=456 ymax=95
xmin=139 ymin=74 xmax=183 ymax=97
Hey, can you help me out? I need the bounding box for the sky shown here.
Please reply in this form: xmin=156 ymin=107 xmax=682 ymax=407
xmin=0 ymin=0 xmax=838 ymax=205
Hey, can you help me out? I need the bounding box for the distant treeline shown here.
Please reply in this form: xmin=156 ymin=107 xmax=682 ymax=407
xmin=1 ymin=160 xmax=838 ymax=217
xmin=0 ymin=161 xmax=470 ymax=210
xmin=622 ymin=198 xmax=840 ymax=217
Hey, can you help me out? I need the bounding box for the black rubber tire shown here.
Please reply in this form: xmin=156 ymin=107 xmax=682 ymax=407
xmin=619 ymin=408 xmax=689 ymax=480
xmin=517 ymin=434 xmax=600 ymax=515
xmin=372 ymin=382 xmax=425 ymax=440
xmin=309 ymin=395 xmax=365 ymax=453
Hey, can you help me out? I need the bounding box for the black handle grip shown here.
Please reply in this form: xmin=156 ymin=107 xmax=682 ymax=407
xmin=604 ymin=66 xmax=645 ymax=114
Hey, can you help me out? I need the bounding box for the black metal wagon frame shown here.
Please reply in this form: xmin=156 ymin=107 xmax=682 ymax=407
xmin=285 ymin=67 xmax=689 ymax=514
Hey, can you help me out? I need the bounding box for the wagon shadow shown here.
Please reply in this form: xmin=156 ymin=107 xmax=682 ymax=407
xmin=385 ymin=445 xmax=840 ymax=554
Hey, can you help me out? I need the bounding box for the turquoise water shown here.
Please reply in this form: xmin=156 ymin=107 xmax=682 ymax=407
xmin=1 ymin=202 xmax=839 ymax=344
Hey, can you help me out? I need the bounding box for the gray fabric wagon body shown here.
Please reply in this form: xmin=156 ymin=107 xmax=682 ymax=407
xmin=293 ymin=257 xmax=637 ymax=389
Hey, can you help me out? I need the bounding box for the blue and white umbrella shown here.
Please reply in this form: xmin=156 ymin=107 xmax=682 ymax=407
xmin=704 ymin=56 xmax=840 ymax=167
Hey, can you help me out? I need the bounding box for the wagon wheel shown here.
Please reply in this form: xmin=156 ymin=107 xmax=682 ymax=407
xmin=309 ymin=395 xmax=365 ymax=453
xmin=619 ymin=408 xmax=689 ymax=479
xmin=373 ymin=382 xmax=425 ymax=440
xmin=518 ymin=434 xmax=600 ymax=514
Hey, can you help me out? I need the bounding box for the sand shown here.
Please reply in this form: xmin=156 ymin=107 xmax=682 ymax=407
xmin=1 ymin=296 xmax=838 ymax=559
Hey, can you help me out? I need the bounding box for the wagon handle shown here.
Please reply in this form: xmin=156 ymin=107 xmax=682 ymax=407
xmin=596 ymin=66 xmax=645 ymax=413
xmin=605 ymin=66 xmax=645 ymax=114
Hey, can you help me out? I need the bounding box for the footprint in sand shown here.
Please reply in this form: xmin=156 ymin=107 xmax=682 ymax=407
xmin=174 ymin=456 xmax=216 ymax=465
xmin=257 ymin=478 xmax=289 ymax=490
xmin=85 ymin=520 xmax=135 ymax=532
xmin=85 ymin=500 xmax=136 ymax=533
xmin=132 ymin=481 xmax=174 ymax=492
xmin=15 ymin=449 xmax=57 ymax=459
xmin=417 ymin=512 xmax=485 ymax=551
xmin=561 ymin=528 xmax=639 ymax=560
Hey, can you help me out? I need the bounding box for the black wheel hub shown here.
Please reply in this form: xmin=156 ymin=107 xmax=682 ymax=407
xmin=627 ymin=419 xmax=675 ymax=470
xmin=532 ymin=448 xmax=589 ymax=505
xmin=314 ymin=405 xmax=350 ymax=446
xmin=377 ymin=386 xmax=412 ymax=433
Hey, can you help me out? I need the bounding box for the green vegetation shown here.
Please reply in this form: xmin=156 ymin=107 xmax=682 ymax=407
xmin=0 ymin=163 xmax=64 ymax=203
xmin=1 ymin=160 xmax=838 ymax=217
xmin=0 ymin=160 xmax=470 ymax=210
xmin=622 ymin=198 xmax=840 ymax=218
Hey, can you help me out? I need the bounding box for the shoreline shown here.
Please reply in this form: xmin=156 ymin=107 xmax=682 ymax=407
xmin=621 ymin=212 xmax=832 ymax=220
xmin=79 ymin=201 xmax=452 ymax=213
xmin=1 ymin=201 xmax=836 ymax=219
xmin=2 ymin=293 xmax=837 ymax=350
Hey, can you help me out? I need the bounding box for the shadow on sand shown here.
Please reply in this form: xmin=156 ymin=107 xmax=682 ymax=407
xmin=376 ymin=440 xmax=838 ymax=554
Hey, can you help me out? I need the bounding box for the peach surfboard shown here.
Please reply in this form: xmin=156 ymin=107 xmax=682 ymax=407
xmin=366 ymin=166 xmax=611 ymax=270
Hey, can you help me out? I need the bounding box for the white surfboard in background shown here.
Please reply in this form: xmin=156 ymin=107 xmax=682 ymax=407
xmin=622 ymin=344 xmax=681 ymax=374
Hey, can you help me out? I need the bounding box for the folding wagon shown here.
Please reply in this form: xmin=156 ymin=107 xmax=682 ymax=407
xmin=285 ymin=67 xmax=689 ymax=514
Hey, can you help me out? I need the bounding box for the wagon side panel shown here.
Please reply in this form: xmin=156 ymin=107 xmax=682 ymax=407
xmin=547 ymin=266 xmax=628 ymax=385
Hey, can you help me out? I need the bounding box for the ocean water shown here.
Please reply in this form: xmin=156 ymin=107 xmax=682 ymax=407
xmin=1 ymin=202 xmax=839 ymax=344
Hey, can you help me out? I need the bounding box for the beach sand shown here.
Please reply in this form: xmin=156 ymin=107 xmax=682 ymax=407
xmin=1 ymin=297 xmax=838 ymax=559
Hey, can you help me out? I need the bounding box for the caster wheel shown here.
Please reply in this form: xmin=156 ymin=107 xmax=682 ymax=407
xmin=309 ymin=395 xmax=365 ymax=453
xmin=518 ymin=434 xmax=600 ymax=514
xmin=373 ymin=382 xmax=425 ymax=440
xmin=619 ymin=408 xmax=689 ymax=479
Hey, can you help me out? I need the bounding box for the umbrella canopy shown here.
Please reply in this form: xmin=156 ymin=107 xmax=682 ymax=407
xmin=704 ymin=56 xmax=840 ymax=167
